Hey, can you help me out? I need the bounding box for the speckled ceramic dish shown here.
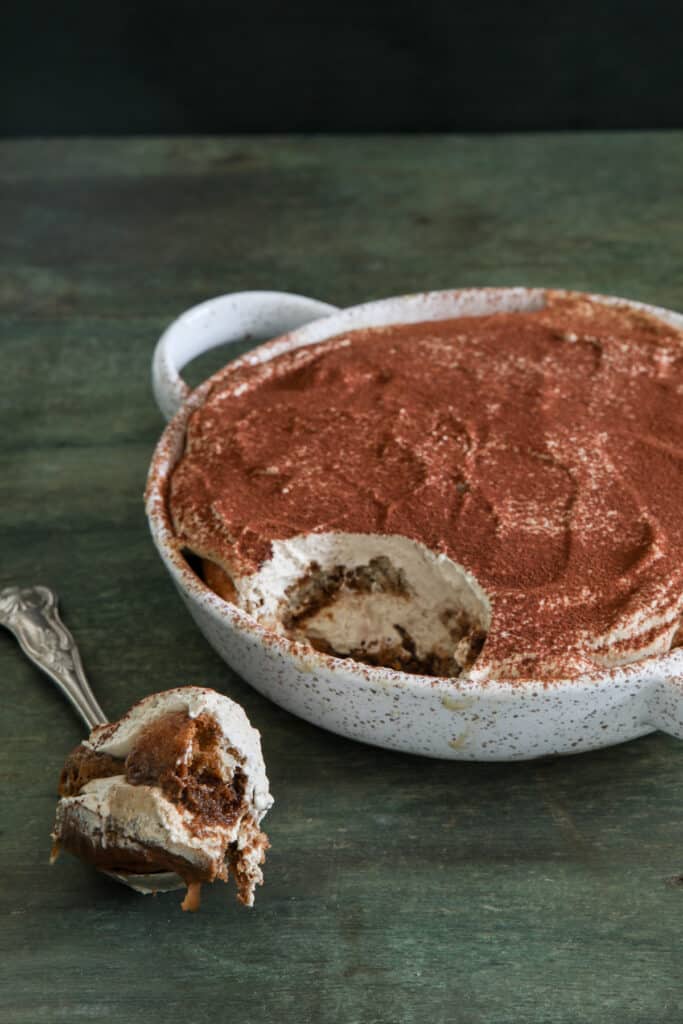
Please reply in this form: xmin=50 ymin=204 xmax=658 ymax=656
xmin=146 ymin=289 xmax=683 ymax=760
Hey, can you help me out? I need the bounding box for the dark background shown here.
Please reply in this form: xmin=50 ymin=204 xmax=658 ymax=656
xmin=3 ymin=0 xmax=683 ymax=135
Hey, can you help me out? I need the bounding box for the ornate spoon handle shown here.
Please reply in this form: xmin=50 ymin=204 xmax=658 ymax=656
xmin=0 ymin=585 xmax=107 ymax=730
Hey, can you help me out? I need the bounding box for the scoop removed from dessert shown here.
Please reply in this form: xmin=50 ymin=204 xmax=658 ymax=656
xmin=52 ymin=686 xmax=273 ymax=911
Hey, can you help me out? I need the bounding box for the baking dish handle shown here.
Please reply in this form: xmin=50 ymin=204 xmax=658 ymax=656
xmin=645 ymin=672 xmax=683 ymax=740
xmin=152 ymin=290 xmax=339 ymax=421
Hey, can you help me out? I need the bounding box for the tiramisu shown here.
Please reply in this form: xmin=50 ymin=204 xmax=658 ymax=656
xmin=167 ymin=292 xmax=683 ymax=681
xmin=52 ymin=688 xmax=272 ymax=910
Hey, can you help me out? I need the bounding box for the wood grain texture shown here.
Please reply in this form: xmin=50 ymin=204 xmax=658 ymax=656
xmin=1 ymin=135 xmax=682 ymax=1024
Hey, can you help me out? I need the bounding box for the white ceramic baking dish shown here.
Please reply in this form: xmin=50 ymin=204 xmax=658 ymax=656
xmin=146 ymin=288 xmax=683 ymax=760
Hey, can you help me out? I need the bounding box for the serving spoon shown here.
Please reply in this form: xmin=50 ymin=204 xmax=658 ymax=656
xmin=0 ymin=584 xmax=184 ymax=895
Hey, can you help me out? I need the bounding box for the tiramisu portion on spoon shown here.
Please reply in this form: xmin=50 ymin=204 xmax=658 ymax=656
xmin=52 ymin=687 xmax=273 ymax=911
xmin=168 ymin=291 xmax=683 ymax=681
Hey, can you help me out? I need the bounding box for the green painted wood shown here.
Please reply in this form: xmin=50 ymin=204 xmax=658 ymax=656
xmin=1 ymin=135 xmax=682 ymax=1024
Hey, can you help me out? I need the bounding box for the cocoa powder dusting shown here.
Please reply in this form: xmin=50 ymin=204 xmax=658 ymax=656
xmin=168 ymin=292 xmax=683 ymax=679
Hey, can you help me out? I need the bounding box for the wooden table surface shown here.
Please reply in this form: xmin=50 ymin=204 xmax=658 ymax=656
xmin=2 ymin=135 xmax=682 ymax=1024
